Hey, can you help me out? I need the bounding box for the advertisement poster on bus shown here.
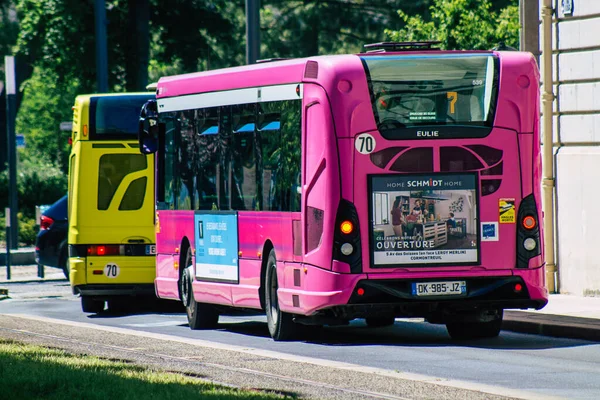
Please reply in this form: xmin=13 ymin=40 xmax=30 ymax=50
xmin=370 ymin=173 xmax=479 ymax=266
xmin=194 ymin=211 xmax=239 ymax=283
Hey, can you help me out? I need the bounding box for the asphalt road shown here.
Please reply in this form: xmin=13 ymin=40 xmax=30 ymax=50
xmin=1 ymin=280 xmax=600 ymax=400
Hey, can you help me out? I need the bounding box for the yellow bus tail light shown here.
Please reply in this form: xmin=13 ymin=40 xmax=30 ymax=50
xmin=88 ymin=245 xmax=120 ymax=256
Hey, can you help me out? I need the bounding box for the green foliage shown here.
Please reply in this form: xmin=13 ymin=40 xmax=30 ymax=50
xmin=0 ymin=211 xmax=38 ymax=246
xmin=0 ymin=156 xmax=66 ymax=219
xmin=13 ymin=0 xmax=247 ymax=176
xmin=261 ymin=1 xmax=411 ymax=58
xmin=16 ymin=0 xmax=96 ymax=89
xmin=150 ymin=1 xmax=245 ymax=73
xmin=0 ymin=2 xmax=19 ymax=56
xmin=385 ymin=0 xmax=519 ymax=50
xmin=16 ymin=212 xmax=36 ymax=245
xmin=15 ymin=66 xmax=76 ymax=173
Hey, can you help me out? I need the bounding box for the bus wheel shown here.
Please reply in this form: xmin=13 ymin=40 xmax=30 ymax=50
xmin=265 ymin=249 xmax=296 ymax=341
xmin=183 ymin=249 xmax=218 ymax=330
xmin=446 ymin=310 xmax=503 ymax=340
xmin=81 ymin=296 xmax=104 ymax=313
xmin=365 ymin=316 xmax=396 ymax=328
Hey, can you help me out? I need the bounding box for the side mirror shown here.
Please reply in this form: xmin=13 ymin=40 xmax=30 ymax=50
xmin=139 ymin=100 xmax=159 ymax=154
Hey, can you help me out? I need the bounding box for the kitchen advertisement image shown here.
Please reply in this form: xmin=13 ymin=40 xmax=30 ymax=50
xmin=370 ymin=173 xmax=479 ymax=266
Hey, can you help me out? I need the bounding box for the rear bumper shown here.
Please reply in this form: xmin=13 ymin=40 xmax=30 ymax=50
xmin=69 ymin=256 xmax=155 ymax=294
xmin=279 ymin=264 xmax=548 ymax=319
xmin=323 ymin=276 xmax=546 ymax=321
xmin=73 ymin=284 xmax=155 ymax=297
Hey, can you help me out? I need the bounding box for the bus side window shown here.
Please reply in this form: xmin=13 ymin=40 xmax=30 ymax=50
xmin=257 ymin=102 xmax=282 ymax=211
xmin=176 ymin=110 xmax=195 ymax=211
xmin=194 ymin=107 xmax=220 ymax=210
xmin=279 ymin=100 xmax=302 ymax=212
xmin=231 ymin=103 xmax=257 ymax=211
xmin=255 ymin=100 xmax=302 ymax=212
xmin=163 ymin=115 xmax=177 ymax=209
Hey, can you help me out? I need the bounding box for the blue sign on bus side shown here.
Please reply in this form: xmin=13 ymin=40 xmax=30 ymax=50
xmin=194 ymin=212 xmax=239 ymax=283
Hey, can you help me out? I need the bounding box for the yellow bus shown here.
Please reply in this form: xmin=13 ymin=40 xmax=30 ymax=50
xmin=68 ymin=92 xmax=156 ymax=313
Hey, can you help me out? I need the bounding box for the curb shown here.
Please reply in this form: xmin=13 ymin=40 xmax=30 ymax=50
xmin=0 ymin=249 xmax=36 ymax=266
xmin=0 ymin=278 xmax=67 ymax=285
xmin=503 ymin=310 xmax=600 ymax=342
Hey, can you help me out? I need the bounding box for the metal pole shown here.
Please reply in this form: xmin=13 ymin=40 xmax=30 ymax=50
xmin=5 ymin=56 xmax=18 ymax=250
xmin=35 ymin=205 xmax=44 ymax=278
xmin=246 ymin=0 xmax=260 ymax=64
xmin=541 ymin=0 xmax=557 ymax=293
xmin=95 ymin=0 xmax=109 ymax=92
xmin=520 ymin=0 xmax=540 ymax=64
xmin=5 ymin=207 xmax=11 ymax=280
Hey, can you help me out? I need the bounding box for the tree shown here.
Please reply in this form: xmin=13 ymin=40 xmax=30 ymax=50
xmin=0 ymin=0 xmax=26 ymax=172
xmin=150 ymin=0 xmax=244 ymax=74
xmin=260 ymin=0 xmax=421 ymax=58
xmin=13 ymin=0 xmax=244 ymax=172
xmin=385 ymin=0 xmax=519 ymax=51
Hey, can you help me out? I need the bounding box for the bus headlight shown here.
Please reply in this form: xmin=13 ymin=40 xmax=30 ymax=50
xmin=523 ymin=238 xmax=536 ymax=251
xmin=341 ymin=243 xmax=354 ymax=256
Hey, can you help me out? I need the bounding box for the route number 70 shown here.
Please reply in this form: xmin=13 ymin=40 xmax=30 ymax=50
xmin=355 ymin=133 xmax=376 ymax=154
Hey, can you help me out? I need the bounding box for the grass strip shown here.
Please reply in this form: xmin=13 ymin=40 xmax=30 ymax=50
xmin=0 ymin=339 xmax=291 ymax=400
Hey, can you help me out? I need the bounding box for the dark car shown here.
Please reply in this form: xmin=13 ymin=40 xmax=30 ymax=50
xmin=35 ymin=195 xmax=69 ymax=279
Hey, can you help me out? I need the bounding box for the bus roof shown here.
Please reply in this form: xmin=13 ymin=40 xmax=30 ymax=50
xmin=155 ymin=50 xmax=532 ymax=100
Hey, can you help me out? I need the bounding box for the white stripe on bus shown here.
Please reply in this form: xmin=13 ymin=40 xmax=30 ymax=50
xmin=157 ymin=83 xmax=304 ymax=112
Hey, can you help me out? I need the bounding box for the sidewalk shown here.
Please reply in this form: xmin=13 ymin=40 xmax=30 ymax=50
xmin=1 ymin=263 xmax=599 ymax=341
xmin=0 ymin=246 xmax=36 ymax=266
xmin=504 ymin=295 xmax=600 ymax=341
xmin=0 ymin=263 xmax=66 ymax=284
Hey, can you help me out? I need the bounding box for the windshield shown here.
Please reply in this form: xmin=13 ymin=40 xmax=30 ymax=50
xmin=90 ymin=94 xmax=154 ymax=139
xmin=361 ymin=54 xmax=498 ymax=135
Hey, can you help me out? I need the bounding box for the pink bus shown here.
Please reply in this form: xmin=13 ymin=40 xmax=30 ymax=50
xmin=139 ymin=42 xmax=547 ymax=341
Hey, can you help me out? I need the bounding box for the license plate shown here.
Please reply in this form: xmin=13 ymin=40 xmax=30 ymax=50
xmin=146 ymin=245 xmax=156 ymax=255
xmin=412 ymin=281 xmax=466 ymax=297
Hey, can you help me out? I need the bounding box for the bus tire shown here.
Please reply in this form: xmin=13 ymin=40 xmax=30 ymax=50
xmin=183 ymin=249 xmax=218 ymax=330
xmin=446 ymin=310 xmax=503 ymax=340
xmin=81 ymin=296 xmax=104 ymax=313
xmin=265 ymin=249 xmax=296 ymax=341
xmin=365 ymin=316 xmax=396 ymax=328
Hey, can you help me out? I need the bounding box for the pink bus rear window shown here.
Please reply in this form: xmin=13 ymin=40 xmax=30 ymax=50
xmin=361 ymin=54 xmax=498 ymax=133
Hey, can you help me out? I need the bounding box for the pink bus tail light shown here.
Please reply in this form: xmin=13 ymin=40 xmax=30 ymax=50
xmin=333 ymin=199 xmax=362 ymax=273
xmin=516 ymin=194 xmax=541 ymax=268
xmin=340 ymin=220 xmax=354 ymax=234
xmin=514 ymin=283 xmax=523 ymax=293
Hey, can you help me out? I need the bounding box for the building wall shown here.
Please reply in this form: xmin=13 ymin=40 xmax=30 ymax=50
xmin=547 ymin=0 xmax=600 ymax=295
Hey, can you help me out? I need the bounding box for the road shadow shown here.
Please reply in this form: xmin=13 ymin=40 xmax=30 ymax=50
xmin=211 ymin=317 xmax=596 ymax=350
xmin=87 ymin=298 xmax=185 ymax=319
